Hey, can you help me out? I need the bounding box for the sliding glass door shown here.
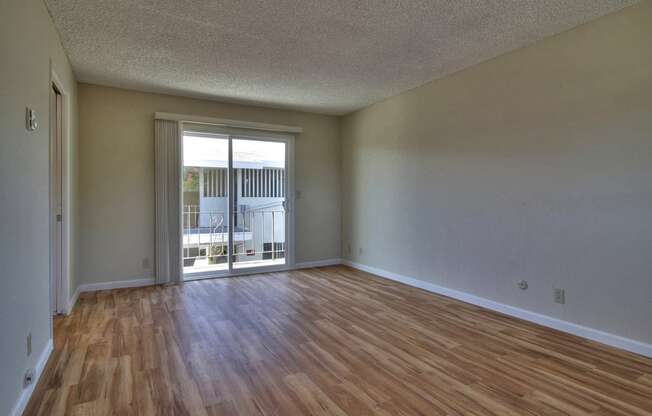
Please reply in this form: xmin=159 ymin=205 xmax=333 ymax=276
xmin=232 ymin=138 xmax=287 ymax=269
xmin=182 ymin=127 xmax=292 ymax=279
xmin=182 ymin=133 xmax=230 ymax=274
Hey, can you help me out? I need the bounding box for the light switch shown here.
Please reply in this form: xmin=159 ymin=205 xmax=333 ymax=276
xmin=26 ymin=107 xmax=38 ymax=131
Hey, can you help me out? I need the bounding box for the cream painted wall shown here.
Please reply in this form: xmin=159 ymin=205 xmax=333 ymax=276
xmin=0 ymin=0 xmax=78 ymax=414
xmin=78 ymin=84 xmax=340 ymax=285
xmin=341 ymin=2 xmax=652 ymax=344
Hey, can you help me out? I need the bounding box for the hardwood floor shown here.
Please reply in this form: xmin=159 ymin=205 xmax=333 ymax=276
xmin=25 ymin=266 xmax=652 ymax=415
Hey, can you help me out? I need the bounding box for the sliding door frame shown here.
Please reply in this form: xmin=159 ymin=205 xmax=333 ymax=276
xmin=181 ymin=124 xmax=296 ymax=281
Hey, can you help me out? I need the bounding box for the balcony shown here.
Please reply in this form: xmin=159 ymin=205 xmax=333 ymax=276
xmin=183 ymin=205 xmax=286 ymax=275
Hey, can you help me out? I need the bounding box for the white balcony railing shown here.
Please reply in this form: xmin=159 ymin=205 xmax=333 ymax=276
xmin=183 ymin=205 xmax=285 ymax=270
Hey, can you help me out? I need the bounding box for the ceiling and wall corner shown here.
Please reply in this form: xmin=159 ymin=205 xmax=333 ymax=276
xmin=44 ymin=0 xmax=638 ymax=115
xmin=340 ymin=1 xmax=652 ymax=345
xmin=1 ymin=2 xmax=650 ymax=413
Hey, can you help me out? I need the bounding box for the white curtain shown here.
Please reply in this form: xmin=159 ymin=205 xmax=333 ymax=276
xmin=154 ymin=119 xmax=182 ymax=284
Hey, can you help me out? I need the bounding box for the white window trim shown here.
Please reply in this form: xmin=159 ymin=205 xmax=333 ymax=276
xmin=178 ymin=119 xmax=297 ymax=280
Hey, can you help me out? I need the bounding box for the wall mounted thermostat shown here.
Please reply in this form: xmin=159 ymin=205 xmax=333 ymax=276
xmin=26 ymin=107 xmax=38 ymax=131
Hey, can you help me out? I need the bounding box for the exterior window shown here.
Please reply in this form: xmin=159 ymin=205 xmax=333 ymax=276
xmin=203 ymin=168 xmax=227 ymax=197
xmin=241 ymin=168 xmax=285 ymax=197
xmin=263 ymin=242 xmax=285 ymax=259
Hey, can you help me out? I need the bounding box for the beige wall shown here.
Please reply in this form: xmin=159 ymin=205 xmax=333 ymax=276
xmin=2 ymin=8 xmax=650 ymax=415
xmin=341 ymin=2 xmax=652 ymax=344
xmin=78 ymin=84 xmax=341 ymax=285
xmin=0 ymin=0 xmax=78 ymax=413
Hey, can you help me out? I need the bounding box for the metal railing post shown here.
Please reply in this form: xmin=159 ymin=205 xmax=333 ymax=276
xmin=271 ymin=211 xmax=275 ymax=260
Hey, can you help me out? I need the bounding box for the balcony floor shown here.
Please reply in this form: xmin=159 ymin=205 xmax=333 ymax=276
xmin=184 ymin=257 xmax=286 ymax=277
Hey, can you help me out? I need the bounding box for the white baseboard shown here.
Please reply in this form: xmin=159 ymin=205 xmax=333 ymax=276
xmin=9 ymin=339 xmax=53 ymax=416
xmin=294 ymin=258 xmax=343 ymax=269
xmin=59 ymin=261 xmax=652 ymax=358
xmin=342 ymin=260 xmax=652 ymax=359
xmin=77 ymin=277 xmax=156 ymax=293
xmin=74 ymin=259 xmax=343 ymax=295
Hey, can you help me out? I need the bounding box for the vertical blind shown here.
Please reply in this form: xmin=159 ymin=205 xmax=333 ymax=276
xmin=154 ymin=119 xmax=182 ymax=284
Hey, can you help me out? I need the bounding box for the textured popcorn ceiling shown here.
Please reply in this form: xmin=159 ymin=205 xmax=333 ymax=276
xmin=45 ymin=0 xmax=637 ymax=115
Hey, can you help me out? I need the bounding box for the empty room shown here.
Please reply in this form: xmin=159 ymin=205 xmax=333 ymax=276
xmin=2 ymin=0 xmax=652 ymax=415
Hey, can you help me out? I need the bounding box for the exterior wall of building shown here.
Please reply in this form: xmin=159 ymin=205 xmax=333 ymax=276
xmin=184 ymin=167 xmax=287 ymax=267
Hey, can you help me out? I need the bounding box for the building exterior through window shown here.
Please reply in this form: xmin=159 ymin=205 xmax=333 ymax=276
xmin=182 ymin=135 xmax=287 ymax=274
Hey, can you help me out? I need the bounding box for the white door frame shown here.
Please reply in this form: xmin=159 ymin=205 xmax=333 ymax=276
xmin=180 ymin=125 xmax=296 ymax=280
xmin=49 ymin=68 xmax=70 ymax=314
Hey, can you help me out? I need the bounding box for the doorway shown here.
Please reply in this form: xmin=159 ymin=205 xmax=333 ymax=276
xmin=50 ymin=82 xmax=65 ymax=314
xmin=182 ymin=126 xmax=293 ymax=279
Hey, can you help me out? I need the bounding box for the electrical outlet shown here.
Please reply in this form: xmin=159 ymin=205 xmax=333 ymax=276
xmin=554 ymin=288 xmax=565 ymax=304
xmin=358 ymin=247 xmax=363 ymax=256
xmin=142 ymin=257 xmax=150 ymax=270
xmin=346 ymin=243 xmax=351 ymax=256
xmin=517 ymin=280 xmax=528 ymax=290
xmin=26 ymin=333 xmax=32 ymax=356
xmin=24 ymin=368 xmax=35 ymax=387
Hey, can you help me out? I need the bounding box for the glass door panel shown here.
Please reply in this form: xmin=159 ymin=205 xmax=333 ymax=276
xmin=182 ymin=134 xmax=230 ymax=275
xmin=232 ymin=138 xmax=287 ymax=269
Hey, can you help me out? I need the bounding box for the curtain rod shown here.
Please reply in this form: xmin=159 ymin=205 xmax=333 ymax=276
xmin=154 ymin=112 xmax=303 ymax=134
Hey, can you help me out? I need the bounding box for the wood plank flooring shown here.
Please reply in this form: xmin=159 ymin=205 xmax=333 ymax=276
xmin=25 ymin=266 xmax=652 ymax=415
